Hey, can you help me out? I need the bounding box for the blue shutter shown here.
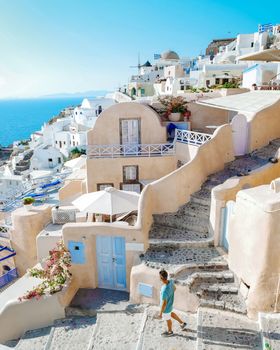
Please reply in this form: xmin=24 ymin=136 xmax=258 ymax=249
xmin=68 ymin=241 xmax=86 ymax=264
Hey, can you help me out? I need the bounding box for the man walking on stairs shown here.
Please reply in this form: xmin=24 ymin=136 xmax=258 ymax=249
xmin=158 ymin=269 xmax=187 ymax=336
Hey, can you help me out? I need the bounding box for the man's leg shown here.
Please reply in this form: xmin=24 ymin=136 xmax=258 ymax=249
xmin=171 ymin=312 xmax=184 ymax=324
xmin=166 ymin=319 xmax=172 ymax=332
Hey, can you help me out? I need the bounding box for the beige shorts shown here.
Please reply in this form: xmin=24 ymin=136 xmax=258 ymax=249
xmin=162 ymin=312 xmax=172 ymax=321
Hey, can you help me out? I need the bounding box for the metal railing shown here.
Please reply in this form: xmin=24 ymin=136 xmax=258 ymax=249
xmin=87 ymin=143 xmax=175 ymax=158
xmin=175 ymin=129 xmax=212 ymax=146
xmin=0 ymin=268 xmax=18 ymax=290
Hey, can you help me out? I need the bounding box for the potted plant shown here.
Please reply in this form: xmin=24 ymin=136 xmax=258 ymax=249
xmin=158 ymin=96 xmax=189 ymax=122
xmin=23 ymin=197 xmax=35 ymax=211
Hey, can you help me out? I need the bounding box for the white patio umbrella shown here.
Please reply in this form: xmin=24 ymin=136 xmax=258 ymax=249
xmin=72 ymin=187 xmax=140 ymax=222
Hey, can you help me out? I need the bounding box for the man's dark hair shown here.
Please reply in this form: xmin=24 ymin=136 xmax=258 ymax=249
xmin=159 ymin=269 xmax=168 ymax=280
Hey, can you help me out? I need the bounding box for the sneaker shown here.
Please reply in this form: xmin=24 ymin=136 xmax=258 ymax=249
xmin=161 ymin=331 xmax=174 ymax=337
xmin=180 ymin=322 xmax=187 ymax=330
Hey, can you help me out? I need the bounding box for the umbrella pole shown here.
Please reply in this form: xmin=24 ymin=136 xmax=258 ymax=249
xmin=110 ymin=215 xmax=112 ymax=223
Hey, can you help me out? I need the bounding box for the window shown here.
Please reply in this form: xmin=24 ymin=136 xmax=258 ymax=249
xmin=48 ymin=158 xmax=53 ymax=162
xmin=73 ymin=141 xmax=75 ymax=146
xmin=55 ymin=141 xmax=58 ymax=144
xmin=123 ymin=165 xmax=138 ymax=183
xmin=97 ymin=183 xmax=114 ymax=191
xmin=251 ymin=42 xmax=254 ymax=47
xmin=64 ymin=141 xmax=66 ymax=145
xmin=121 ymin=183 xmax=141 ymax=193
xmin=58 ymin=157 xmax=61 ymax=164
xmin=206 ymin=80 xmax=210 ymax=86
xmin=215 ymin=78 xmax=220 ymax=85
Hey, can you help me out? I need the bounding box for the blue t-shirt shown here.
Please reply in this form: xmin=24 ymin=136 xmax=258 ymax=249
xmin=160 ymin=279 xmax=174 ymax=313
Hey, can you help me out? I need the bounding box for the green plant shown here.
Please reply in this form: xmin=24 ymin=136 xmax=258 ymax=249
xmin=70 ymin=147 xmax=86 ymax=159
xmin=19 ymin=241 xmax=71 ymax=301
xmin=158 ymin=95 xmax=189 ymax=114
xmin=23 ymin=197 xmax=35 ymax=205
xmin=265 ymin=342 xmax=273 ymax=350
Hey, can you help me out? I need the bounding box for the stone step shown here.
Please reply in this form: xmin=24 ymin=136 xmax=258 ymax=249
xmin=152 ymin=216 xmax=209 ymax=234
xmin=141 ymin=307 xmax=197 ymax=349
xmin=15 ymin=326 xmax=52 ymax=350
xmin=88 ymin=311 xmax=143 ymax=349
xmin=190 ymin=194 xmax=211 ymax=207
xmin=149 ymin=224 xmax=209 ymax=241
xmin=48 ymin=317 xmax=97 ymax=350
xmin=175 ymin=271 xmax=234 ymax=287
xmin=142 ymin=247 xmax=227 ymax=271
xmin=198 ymin=283 xmax=239 ymax=297
xmin=153 ymin=212 xmax=209 ymax=226
xmin=177 ymin=201 xmax=210 ymax=218
xmin=65 ymin=306 xmax=97 ymax=318
xmin=149 ymin=237 xmax=214 ymax=249
xmin=270 ymin=138 xmax=280 ymax=147
xmin=196 ymin=308 xmax=262 ymax=349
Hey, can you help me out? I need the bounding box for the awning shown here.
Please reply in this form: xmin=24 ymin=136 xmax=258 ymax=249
xmin=238 ymin=49 xmax=280 ymax=62
xmin=197 ymin=91 xmax=280 ymax=113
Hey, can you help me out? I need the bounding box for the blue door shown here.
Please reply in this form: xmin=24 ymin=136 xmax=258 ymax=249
xmin=96 ymin=236 xmax=126 ymax=290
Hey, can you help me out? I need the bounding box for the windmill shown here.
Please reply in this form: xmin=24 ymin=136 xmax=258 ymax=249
xmin=129 ymin=53 xmax=141 ymax=74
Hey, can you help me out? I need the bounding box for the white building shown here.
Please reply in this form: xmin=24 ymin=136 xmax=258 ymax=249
xmin=0 ymin=166 xmax=26 ymax=201
xmin=242 ymin=63 xmax=280 ymax=89
xmin=30 ymin=97 xmax=116 ymax=158
xmin=190 ymin=24 xmax=280 ymax=89
xmin=128 ymin=50 xmax=191 ymax=97
xmin=30 ymin=145 xmax=63 ymax=172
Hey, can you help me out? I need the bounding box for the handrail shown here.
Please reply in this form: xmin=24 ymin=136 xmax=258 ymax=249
xmin=87 ymin=143 xmax=175 ymax=158
xmin=175 ymin=129 xmax=212 ymax=145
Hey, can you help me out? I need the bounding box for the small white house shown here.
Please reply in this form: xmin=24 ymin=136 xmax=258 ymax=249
xmin=0 ymin=166 xmax=26 ymax=199
xmin=30 ymin=145 xmax=63 ymax=172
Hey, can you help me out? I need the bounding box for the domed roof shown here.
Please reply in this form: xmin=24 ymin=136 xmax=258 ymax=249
xmin=161 ymin=50 xmax=180 ymax=60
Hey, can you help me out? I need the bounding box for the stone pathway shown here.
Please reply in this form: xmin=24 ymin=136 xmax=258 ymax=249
xmin=2 ymin=289 xmax=266 ymax=350
xmin=140 ymin=306 xmax=197 ymax=350
xmin=90 ymin=312 xmax=143 ymax=349
xmin=197 ymin=308 xmax=262 ymax=349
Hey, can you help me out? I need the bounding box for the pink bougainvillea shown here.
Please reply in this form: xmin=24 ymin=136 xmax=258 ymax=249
xmin=19 ymin=241 xmax=72 ymax=301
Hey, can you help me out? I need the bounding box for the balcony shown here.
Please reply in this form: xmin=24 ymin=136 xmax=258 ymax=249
xmin=175 ymin=129 xmax=212 ymax=145
xmin=87 ymin=143 xmax=175 ymax=158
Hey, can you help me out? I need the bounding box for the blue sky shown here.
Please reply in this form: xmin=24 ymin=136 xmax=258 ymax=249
xmin=0 ymin=0 xmax=279 ymax=98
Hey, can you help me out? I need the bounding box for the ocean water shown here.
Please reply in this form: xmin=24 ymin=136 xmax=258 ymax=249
xmin=0 ymin=98 xmax=83 ymax=146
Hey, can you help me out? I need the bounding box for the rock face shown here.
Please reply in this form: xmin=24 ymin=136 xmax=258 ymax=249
xmin=143 ymin=138 xmax=280 ymax=315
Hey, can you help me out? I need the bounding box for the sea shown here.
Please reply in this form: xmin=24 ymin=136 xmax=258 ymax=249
xmin=0 ymin=98 xmax=84 ymax=147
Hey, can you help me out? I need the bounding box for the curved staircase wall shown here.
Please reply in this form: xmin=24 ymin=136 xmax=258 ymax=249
xmin=141 ymin=124 xmax=235 ymax=216
xmin=249 ymin=99 xmax=280 ymax=152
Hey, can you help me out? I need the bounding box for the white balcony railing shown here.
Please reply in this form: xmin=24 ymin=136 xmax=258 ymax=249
xmin=87 ymin=143 xmax=175 ymax=158
xmin=175 ymin=129 xmax=212 ymax=146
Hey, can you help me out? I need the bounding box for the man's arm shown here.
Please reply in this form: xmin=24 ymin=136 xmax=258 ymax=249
xmin=159 ymin=299 xmax=167 ymax=317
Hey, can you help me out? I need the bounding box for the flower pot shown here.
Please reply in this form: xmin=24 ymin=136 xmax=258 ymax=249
xmin=169 ymin=112 xmax=181 ymax=122
xmin=24 ymin=204 xmax=33 ymax=212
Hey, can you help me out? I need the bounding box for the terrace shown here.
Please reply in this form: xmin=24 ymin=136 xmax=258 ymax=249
xmin=86 ymin=129 xmax=212 ymax=159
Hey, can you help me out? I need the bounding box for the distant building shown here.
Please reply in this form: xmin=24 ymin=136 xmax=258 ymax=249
xmin=206 ymin=38 xmax=236 ymax=56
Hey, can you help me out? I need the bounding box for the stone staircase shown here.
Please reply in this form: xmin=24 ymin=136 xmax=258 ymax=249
xmin=143 ymin=138 xmax=280 ymax=315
